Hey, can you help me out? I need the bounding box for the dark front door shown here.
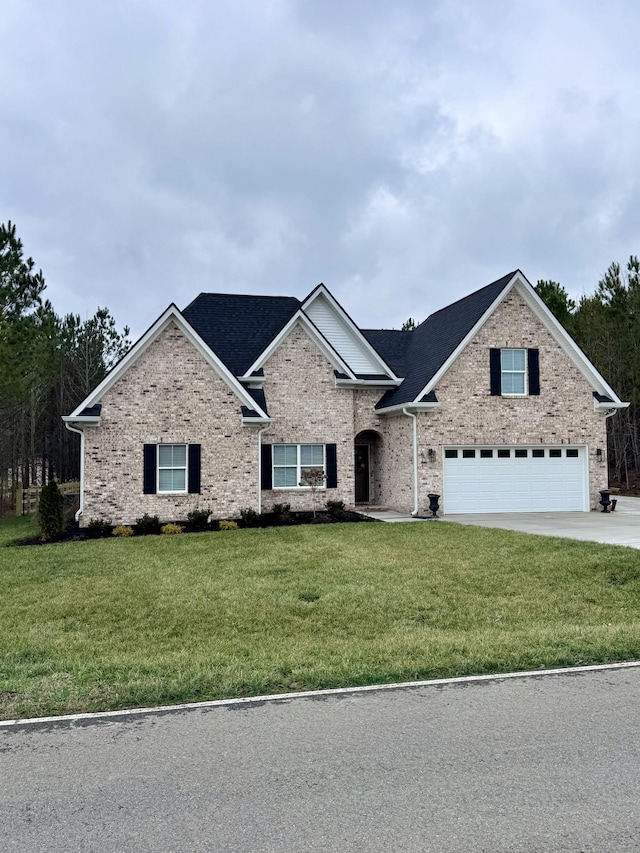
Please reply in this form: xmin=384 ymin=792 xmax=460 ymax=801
xmin=355 ymin=444 xmax=370 ymax=503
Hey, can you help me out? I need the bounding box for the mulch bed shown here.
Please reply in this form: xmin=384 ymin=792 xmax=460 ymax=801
xmin=16 ymin=509 xmax=378 ymax=546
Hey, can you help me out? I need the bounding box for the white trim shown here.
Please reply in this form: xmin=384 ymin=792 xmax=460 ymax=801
xmin=408 ymin=272 xmax=628 ymax=407
xmin=335 ymin=378 xmax=402 ymax=389
xmin=68 ymin=305 xmax=269 ymax=420
xmin=500 ymin=347 xmax=528 ymax=396
xmin=62 ymin=415 xmax=101 ymax=425
xmin=272 ymin=443 xmax=326 ymax=490
xmin=376 ymin=402 xmax=440 ymax=416
xmin=242 ymin=416 xmax=272 ymax=425
xmin=301 ymin=284 xmax=400 ymax=380
xmin=157 ymin=443 xmax=188 ymax=494
xmin=243 ymin=311 xmax=358 ymax=379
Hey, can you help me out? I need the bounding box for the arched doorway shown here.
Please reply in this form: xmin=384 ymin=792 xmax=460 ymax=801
xmin=354 ymin=430 xmax=382 ymax=504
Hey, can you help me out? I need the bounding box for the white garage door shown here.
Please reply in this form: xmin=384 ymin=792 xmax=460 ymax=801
xmin=442 ymin=446 xmax=588 ymax=514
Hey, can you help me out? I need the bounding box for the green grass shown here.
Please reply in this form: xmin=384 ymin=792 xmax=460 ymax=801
xmin=1 ymin=515 xmax=640 ymax=720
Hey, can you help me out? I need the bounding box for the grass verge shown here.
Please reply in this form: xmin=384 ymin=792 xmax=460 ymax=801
xmin=1 ymin=515 xmax=639 ymax=719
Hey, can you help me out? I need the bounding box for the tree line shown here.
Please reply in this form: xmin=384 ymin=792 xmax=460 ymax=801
xmin=535 ymin=256 xmax=640 ymax=486
xmin=2 ymin=219 xmax=638 ymax=511
xmin=0 ymin=222 xmax=130 ymax=512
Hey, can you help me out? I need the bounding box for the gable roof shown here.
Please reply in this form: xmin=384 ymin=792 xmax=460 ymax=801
xmin=66 ymin=305 xmax=270 ymax=422
xmin=300 ymin=284 xmax=399 ymax=379
xmin=376 ymin=271 xmax=517 ymax=409
xmin=182 ymin=293 xmax=301 ymax=376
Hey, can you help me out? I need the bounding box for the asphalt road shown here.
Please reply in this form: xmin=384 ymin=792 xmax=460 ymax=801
xmin=2 ymin=666 xmax=640 ymax=852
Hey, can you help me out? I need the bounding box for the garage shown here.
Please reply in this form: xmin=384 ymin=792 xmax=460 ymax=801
xmin=442 ymin=446 xmax=589 ymax=514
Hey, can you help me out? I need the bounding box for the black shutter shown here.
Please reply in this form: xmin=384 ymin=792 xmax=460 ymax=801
xmin=261 ymin=443 xmax=272 ymax=491
xmin=528 ymin=348 xmax=540 ymax=395
xmin=143 ymin=444 xmax=157 ymax=494
xmin=188 ymin=444 xmax=201 ymax=493
xmin=489 ymin=348 xmax=501 ymax=396
xmin=326 ymin=443 xmax=337 ymax=489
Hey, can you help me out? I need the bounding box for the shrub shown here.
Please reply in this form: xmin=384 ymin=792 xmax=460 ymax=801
xmin=239 ymin=507 xmax=260 ymax=528
xmin=135 ymin=513 xmax=161 ymax=535
xmin=161 ymin=523 xmax=184 ymax=535
xmin=186 ymin=508 xmax=211 ymax=531
xmin=112 ymin=525 xmax=134 ymax=538
xmin=219 ymin=520 xmax=238 ymax=531
xmin=271 ymin=502 xmax=291 ymax=516
xmin=38 ymin=481 xmax=65 ymax=541
xmin=86 ymin=518 xmax=112 ymax=539
xmin=326 ymin=499 xmax=345 ymax=519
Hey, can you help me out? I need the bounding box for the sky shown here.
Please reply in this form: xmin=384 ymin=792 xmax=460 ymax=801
xmin=2 ymin=0 xmax=640 ymax=339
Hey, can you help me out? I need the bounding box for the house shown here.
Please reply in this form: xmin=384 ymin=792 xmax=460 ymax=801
xmin=63 ymin=270 xmax=627 ymax=524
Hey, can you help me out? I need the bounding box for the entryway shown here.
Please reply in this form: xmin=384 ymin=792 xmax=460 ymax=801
xmin=354 ymin=430 xmax=382 ymax=505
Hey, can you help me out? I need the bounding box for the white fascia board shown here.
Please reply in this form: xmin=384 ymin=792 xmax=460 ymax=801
xmin=243 ymin=310 xmax=357 ymax=379
xmin=242 ymin=416 xmax=272 ymax=425
xmin=594 ymin=400 xmax=629 ymax=412
xmin=68 ymin=305 xmax=269 ymax=420
xmin=61 ymin=416 xmax=101 ymax=426
xmin=335 ymin=378 xmax=402 ymax=389
xmin=376 ymin=402 xmax=440 ymax=415
xmin=301 ymin=284 xmax=400 ymax=380
xmin=411 ymin=271 xmax=627 ymax=406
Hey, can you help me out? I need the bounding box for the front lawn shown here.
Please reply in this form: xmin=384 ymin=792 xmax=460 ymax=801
xmin=1 ymin=515 xmax=639 ymax=720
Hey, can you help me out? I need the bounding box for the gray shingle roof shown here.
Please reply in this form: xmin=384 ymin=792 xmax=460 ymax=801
xmin=181 ymin=272 xmax=519 ymax=410
xmin=182 ymin=293 xmax=301 ymax=376
xmin=375 ymin=271 xmax=518 ymax=409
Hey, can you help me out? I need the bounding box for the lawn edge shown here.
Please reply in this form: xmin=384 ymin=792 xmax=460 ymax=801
xmin=4 ymin=660 xmax=639 ymax=729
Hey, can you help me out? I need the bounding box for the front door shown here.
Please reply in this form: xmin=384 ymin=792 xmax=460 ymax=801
xmin=355 ymin=444 xmax=370 ymax=503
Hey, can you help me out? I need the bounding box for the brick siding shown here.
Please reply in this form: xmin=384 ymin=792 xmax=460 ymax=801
xmin=81 ymin=292 xmax=611 ymax=524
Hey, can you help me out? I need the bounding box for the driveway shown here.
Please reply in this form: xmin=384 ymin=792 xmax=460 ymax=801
xmin=442 ymin=494 xmax=640 ymax=548
xmin=364 ymin=496 xmax=640 ymax=548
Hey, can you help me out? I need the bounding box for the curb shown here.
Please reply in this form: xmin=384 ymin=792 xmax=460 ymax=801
xmin=2 ymin=660 xmax=639 ymax=729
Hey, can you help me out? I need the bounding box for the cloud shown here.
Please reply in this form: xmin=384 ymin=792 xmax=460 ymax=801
xmin=1 ymin=0 xmax=639 ymax=337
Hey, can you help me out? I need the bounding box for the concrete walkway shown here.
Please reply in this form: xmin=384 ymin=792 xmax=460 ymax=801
xmin=361 ymin=496 xmax=640 ymax=549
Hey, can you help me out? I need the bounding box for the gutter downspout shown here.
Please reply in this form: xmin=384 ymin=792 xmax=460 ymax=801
xmin=64 ymin=421 xmax=84 ymax=522
xmin=257 ymin=425 xmax=270 ymax=514
xmin=402 ymin=407 xmax=419 ymax=516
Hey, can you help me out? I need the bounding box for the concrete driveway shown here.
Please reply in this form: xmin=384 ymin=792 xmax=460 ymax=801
xmin=441 ymin=495 xmax=640 ymax=549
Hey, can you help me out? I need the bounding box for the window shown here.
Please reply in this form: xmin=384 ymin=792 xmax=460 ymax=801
xmin=158 ymin=444 xmax=187 ymax=492
xmin=497 ymin=448 xmax=510 ymax=458
xmin=490 ymin=348 xmax=539 ymax=396
xmin=501 ymin=348 xmax=526 ymax=395
xmin=445 ymin=449 xmax=458 ymax=459
xmin=462 ymin=449 xmax=476 ymax=459
xmin=143 ymin=443 xmax=201 ymax=495
xmin=514 ymin=448 xmax=528 ymax=458
xmin=480 ymin=449 xmax=493 ymax=458
xmin=549 ymin=448 xmax=562 ymax=458
xmin=566 ymin=448 xmax=579 ymax=457
xmin=273 ymin=444 xmax=325 ymax=488
xmin=532 ymin=448 xmax=545 ymax=458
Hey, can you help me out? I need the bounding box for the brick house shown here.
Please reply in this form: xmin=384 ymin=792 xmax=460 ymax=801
xmin=64 ymin=270 xmax=627 ymax=524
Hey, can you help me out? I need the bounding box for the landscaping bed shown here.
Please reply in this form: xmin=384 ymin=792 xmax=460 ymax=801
xmin=15 ymin=506 xmax=377 ymax=545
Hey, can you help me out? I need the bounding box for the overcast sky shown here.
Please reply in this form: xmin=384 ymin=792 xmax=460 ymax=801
xmin=2 ymin=0 xmax=639 ymax=339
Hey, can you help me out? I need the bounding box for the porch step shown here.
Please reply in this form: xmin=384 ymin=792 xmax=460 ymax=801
xmin=356 ymin=505 xmax=390 ymax=512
